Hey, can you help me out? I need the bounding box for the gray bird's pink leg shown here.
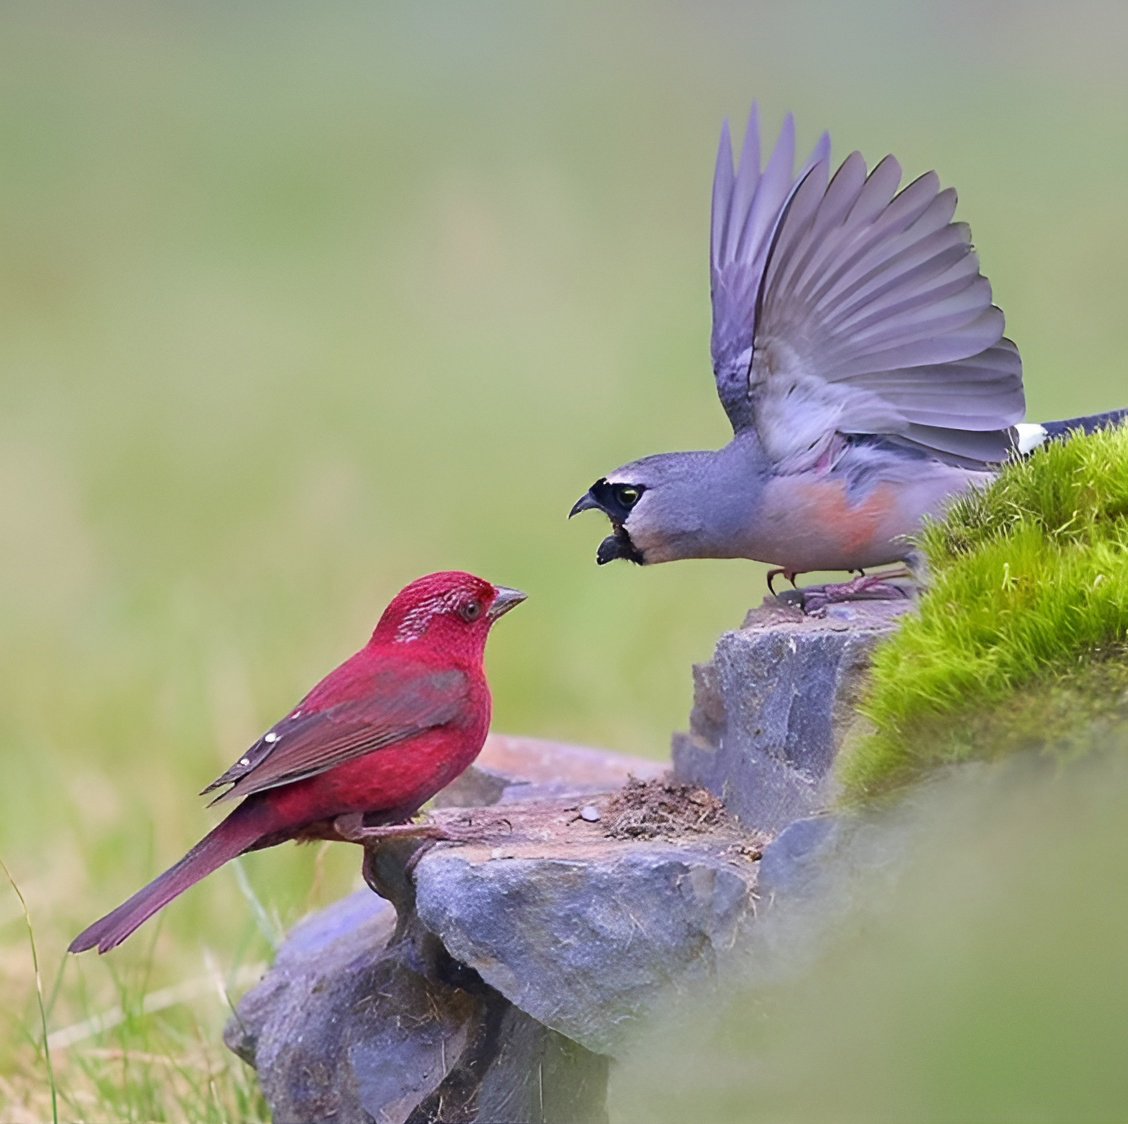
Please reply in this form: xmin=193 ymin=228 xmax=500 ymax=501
xmin=776 ymin=569 xmax=916 ymax=616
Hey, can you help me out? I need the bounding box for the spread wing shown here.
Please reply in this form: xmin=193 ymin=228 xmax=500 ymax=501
xmin=710 ymin=105 xmax=1024 ymax=470
xmin=201 ymin=664 xmax=469 ymax=805
xmin=711 ymin=107 xmax=830 ymax=428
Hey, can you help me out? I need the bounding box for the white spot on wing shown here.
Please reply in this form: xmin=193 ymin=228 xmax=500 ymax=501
xmin=264 ymin=732 xmax=279 ymax=743
xmin=239 ymin=756 xmax=250 ymax=766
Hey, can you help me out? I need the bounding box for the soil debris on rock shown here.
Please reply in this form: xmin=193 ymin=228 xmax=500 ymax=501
xmin=603 ymin=776 xmax=732 ymax=840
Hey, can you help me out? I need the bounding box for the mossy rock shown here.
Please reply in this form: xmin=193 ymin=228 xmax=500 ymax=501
xmin=839 ymin=424 xmax=1128 ymax=800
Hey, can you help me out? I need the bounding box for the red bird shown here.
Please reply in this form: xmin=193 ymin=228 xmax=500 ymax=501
xmin=69 ymin=571 xmax=525 ymax=954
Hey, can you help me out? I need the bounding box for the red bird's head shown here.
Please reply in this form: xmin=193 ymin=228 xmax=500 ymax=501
xmin=370 ymin=571 xmax=526 ymax=663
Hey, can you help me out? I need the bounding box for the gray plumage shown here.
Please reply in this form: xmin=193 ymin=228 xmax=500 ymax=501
xmin=572 ymin=105 xmax=1124 ymax=587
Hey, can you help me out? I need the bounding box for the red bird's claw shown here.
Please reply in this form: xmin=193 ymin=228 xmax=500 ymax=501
xmin=429 ymin=815 xmax=506 ymax=842
xmin=332 ymin=814 xmax=466 ymax=845
xmin=429 ymin=813 xmax=514 ymax=842
xmin=428 ymin=822 xmax=479 ymax=842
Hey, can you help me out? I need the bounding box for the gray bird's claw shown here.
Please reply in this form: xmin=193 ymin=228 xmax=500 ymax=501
xmin=776 ymin=570 xmax=916 ymax=616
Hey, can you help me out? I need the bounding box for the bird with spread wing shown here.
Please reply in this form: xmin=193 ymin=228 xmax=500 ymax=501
xmin=571 ymin=105 xmax=1125 ymax=610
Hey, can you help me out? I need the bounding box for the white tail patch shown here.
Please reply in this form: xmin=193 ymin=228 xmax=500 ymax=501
xmin=1014 ymin=423 xmax=1048 ymax=454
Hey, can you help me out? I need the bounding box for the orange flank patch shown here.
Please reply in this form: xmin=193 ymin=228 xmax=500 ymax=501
xmin=793 ymin=479 xmax=898 ymax=555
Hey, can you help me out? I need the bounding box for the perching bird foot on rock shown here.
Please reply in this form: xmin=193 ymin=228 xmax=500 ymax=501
xmin=774 ymin=569 xmax=916 ymax=616
xmin=571 ymin=103 xmax=1128 ymax=609
xmin=332 ymin=809 xmax=510 ymax=845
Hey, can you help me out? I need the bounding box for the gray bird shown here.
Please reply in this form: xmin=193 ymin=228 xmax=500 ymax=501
xmin=570 ymin=106 xmax=1126 ymax=608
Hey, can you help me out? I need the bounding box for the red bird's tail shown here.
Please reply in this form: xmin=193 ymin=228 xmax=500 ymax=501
xmin=69 ymin=800 xmax=274 ymax=954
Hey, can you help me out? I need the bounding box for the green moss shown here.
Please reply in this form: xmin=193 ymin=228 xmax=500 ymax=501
xmin=839 ymin=424 xmax=1128 ymax=800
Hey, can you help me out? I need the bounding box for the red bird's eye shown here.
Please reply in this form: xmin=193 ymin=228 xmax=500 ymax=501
xmin=458 ymin=600 xmax=483 ymax=622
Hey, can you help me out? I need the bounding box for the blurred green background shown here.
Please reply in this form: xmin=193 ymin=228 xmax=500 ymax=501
xmin=612 ymin=749 xmax=1128 ymax=1124
xmin=0 ymin=1 xmax=1126 ymax=1119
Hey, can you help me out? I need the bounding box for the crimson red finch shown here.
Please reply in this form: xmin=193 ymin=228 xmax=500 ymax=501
xmin=69 ymin=570 xmax=525 ymax=954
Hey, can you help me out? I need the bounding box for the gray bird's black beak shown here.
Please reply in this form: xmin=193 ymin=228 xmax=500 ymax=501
xmin=487 ymin=586 xmax=527 ymax=621
xmin=569 ymin=491 xmax=601 ymax=518
xmin=569 ymin=479 xmax=645 ymax=565
xmin=596 ymin=530 xmax=644 ymax=566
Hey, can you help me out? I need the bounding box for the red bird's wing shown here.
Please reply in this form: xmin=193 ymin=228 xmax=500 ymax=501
xmin=201 ymin=666 xmax=469 ymax=805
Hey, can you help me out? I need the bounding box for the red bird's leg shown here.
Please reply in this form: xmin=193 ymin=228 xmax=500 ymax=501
xmin=332 ymin=812 xmax=480 ymax=845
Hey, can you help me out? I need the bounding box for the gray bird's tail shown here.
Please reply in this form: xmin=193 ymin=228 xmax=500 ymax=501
xmin=1014 ymin=408 xmax=1128 ymax=454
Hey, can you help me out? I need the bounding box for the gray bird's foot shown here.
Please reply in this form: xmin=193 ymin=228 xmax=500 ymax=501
xmin=777 ymin=569 xmax=916 ymax=616
xmin=766 ymin=567 xmax=801 ymax=596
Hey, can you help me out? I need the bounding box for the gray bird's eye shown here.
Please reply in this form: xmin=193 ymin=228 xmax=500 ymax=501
xmin=459 ymin=601 xmax=482 ymax=622
xmin=614 ymin=485 xmax=641 ymax=508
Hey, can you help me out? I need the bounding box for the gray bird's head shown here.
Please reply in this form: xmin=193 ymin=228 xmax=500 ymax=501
xmin=570 ymin=447 xmax=763 ymax=565
xmin=569 ymin=473 xmax=649 ymax=565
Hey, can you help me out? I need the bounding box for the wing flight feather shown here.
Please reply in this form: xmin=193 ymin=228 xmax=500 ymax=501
xmin=709 ymin=106 xmax=1023 ymax=466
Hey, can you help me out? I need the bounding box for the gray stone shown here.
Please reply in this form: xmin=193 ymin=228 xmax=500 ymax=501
xmin=755 ymin=815 xmax=841 ymax=901
xmin=227 ymin=794 xmax=757 ymax=1119
xmin=411 ymin=800 xmax=759 ymax=1055
xmin=227 ymin=853 xmax=610 ymax=1124
xmin=673 ymin=598 xmax=910 ymax=832
xmin=226 ymin=739 xmax=680 ymax=1123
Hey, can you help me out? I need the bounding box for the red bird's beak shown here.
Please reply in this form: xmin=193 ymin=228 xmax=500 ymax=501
xmin=487 ymin=586 xmax=527 ymax=621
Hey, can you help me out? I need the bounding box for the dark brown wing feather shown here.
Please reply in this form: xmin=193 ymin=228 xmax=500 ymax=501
xmin=201 ymin=666 xmax=469 ymax=805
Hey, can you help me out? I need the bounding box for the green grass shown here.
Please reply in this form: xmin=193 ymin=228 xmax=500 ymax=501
xmin=1 ymin=860 xmax=57 ymax=1124
xmin=840 ymin=424 xmax=1128 ymax=799
xmin=2 ymin=2 xmax=1127 ymax=1120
